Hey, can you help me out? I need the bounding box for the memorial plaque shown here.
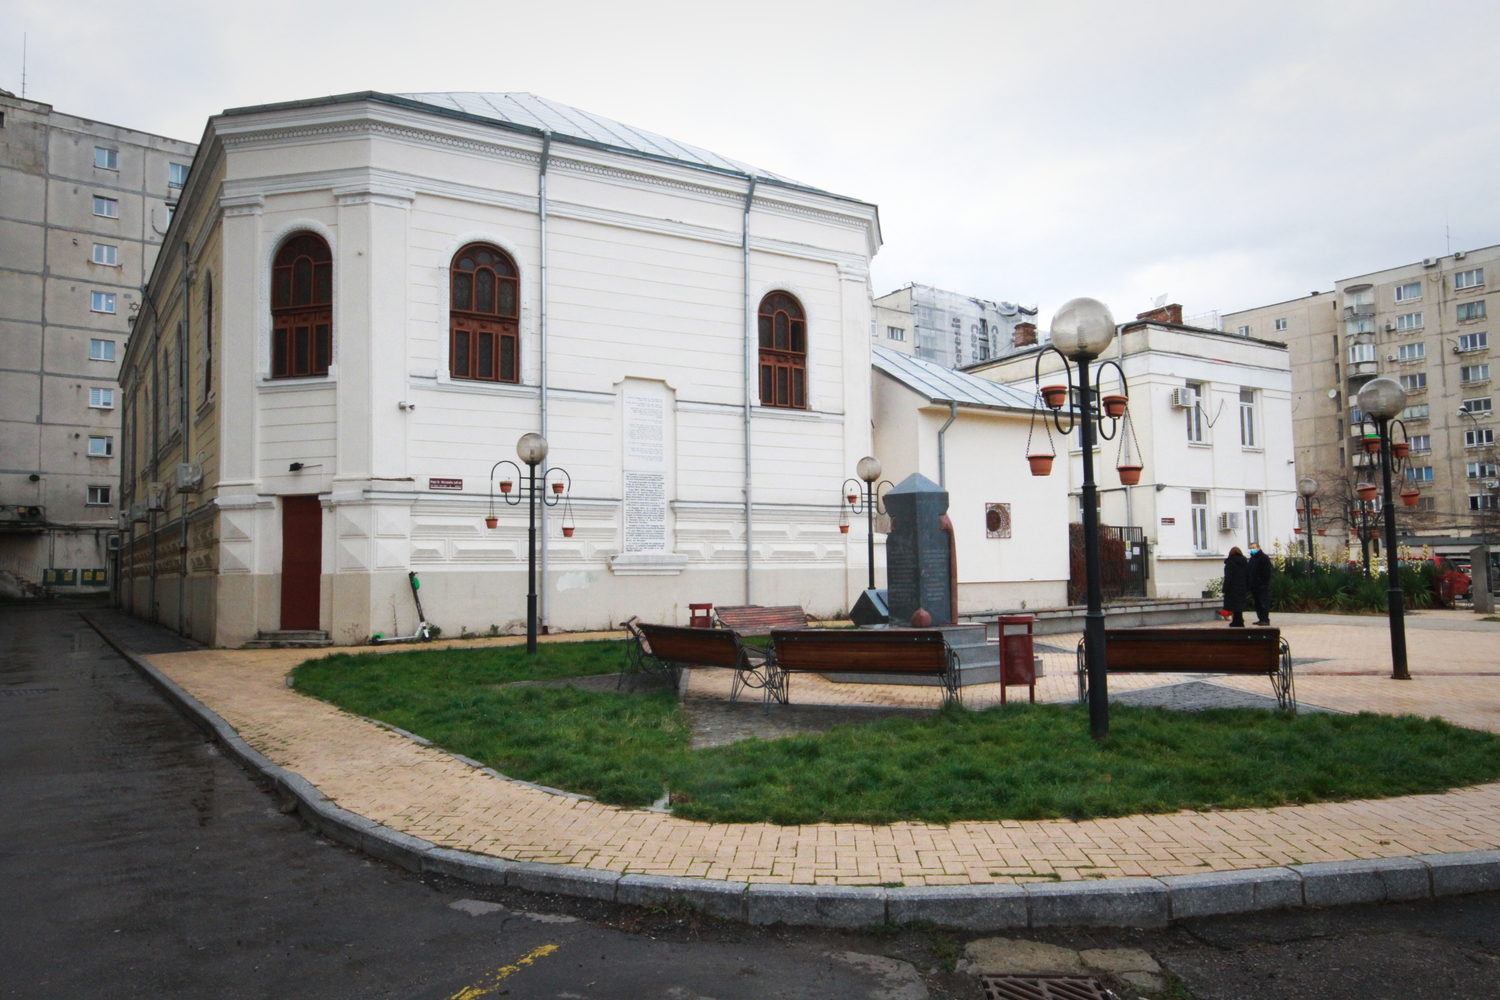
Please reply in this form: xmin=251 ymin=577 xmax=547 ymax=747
xmin=883 ymin=473 xmax=956 ymax=626
xmin=623 ymin=391 xmax=669 ymax=552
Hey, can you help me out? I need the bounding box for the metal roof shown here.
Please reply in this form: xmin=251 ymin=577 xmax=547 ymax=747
xmin=873 ymin=345 xmax=1040 ymax=412
xmin=395 ymin=92 xmax=813 ymax=190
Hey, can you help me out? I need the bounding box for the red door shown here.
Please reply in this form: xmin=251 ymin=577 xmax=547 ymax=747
xmin=280 ymin=495 xmax=322 ymax=630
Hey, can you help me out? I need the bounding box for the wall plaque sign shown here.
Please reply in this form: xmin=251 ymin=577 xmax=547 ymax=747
xmin=428 ymin=478 xmax=463 ymax=491
xmin=623 ymin=391 xmax=668 ymax=552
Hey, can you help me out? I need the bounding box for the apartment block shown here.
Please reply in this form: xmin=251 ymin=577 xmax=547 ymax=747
xmin=0 ymin=90 xmax=196 ymax=595
xmin=873 ymin=282 xmax=1037 ymax=369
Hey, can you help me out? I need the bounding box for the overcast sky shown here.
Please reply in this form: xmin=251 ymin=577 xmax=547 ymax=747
xmin=7 ymin=0 xmax=1499 ymax=323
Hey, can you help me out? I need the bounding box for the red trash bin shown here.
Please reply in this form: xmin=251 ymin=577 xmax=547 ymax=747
xmin=998 ymin=615 xmax=1036 ymax=705
xmin=688 ymin=603 xmax=714 ymax=628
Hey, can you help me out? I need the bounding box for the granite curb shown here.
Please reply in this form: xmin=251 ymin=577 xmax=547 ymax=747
xmin=84 ymin=613 xmax=1500 ymax=930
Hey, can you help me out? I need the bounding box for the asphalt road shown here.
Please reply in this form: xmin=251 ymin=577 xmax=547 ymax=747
xmin=3 ymin=599 xmax=1499 ymax=1000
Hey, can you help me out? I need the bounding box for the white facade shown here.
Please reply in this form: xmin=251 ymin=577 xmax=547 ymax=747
xmin=973 ymin=318 xmax=1297 ymax=599
xmin=871 ymin=347 xmax=1070 ymax=612
xmin=119 ymin=92 xmax=881 ymax=646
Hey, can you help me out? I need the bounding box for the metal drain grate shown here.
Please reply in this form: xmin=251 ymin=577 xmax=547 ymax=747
xmin=980 ymin=975 xmax=1113 ymax=1000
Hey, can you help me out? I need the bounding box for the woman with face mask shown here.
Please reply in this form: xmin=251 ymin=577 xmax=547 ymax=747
xmin=1222 ymin=546 xmax=1249 ymax=628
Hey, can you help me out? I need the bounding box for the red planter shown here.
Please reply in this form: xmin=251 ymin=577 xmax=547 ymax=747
xmin=1117 ymin=464 xmax=1143 ymax=485
xmin=839 ymin=523 xmax=850 ymax=534
xmin=1102 ymin=394 xmax=1128 ymax=419
xmin=562 ymin=526 xmax=575 ymax=537
xmin=499 ymin=481 xmax=513 ymax=494
xmin=485 ymin=517 xmax=498 ymax=529
xmin=1040 ymin=385 xmax=1068 ymax=409
xmin=1027 ymin=454 xmax=1055 ymax=476
xmin=552 ymin=481 xmax=565 ymax=494
xmin=1317 ymin=529 xmax=1327 ymax=535
xmin=1293 ymin=528 xmax=1302 ymax=534
xmin=1311 ymin=506 xmax=1322 ymax=516
xmin=1356 ymin=483 xmax=1378 ymax=502
xmin=1392 ymin=441 xmax=1410 ymax=459
xmin=1362 ymin=438 xmax=1382 ymax=454
xmin=846 ymin=493 xmax=858 ymax=505
xmin=1400 ymin=489 xmax=1421 ymax=507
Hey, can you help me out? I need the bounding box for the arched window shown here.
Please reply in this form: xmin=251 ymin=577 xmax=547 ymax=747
xmin=450 ymin=244 xmax=519 ymax=383
xmin=758 ymin=291 xmax=806 ymax=408
xmin=271 ymin=233 xmax=332 ymax=378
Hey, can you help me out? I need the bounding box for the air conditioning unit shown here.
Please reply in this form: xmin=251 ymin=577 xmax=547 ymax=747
xmin=1455 ymin=251 xmax=1467 ymax=260
xmin=1485 ymin=479 xmax=1500 ymax=490
xmin=106 ymin=533 xmax=122 ymax=552
xmin=1386 ymin=354 xmax=1399 ymax=361
xmin=1218 ymin=512 xmax=1242 ymax=531
xmin=175 ymin=462 xmax=203 ymax=493
xmin=1170 ymin=387 xmax=1197 ymax=409
xmin=129 ymin=502 xmax=149 ymax=522
xmin=146 ymin=482 xmax=168 ymax=511
xmin=1423 ymin=257 xmax=1439 ymax=267
xmin=1384 ymin=323 xmax=1396 ymax=332
xmin=1454 ymin=345 xmax=1464 ymax=354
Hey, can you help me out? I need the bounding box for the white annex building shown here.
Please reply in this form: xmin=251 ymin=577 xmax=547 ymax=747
xmin=118 ymin=92 xmax=881 ymax=647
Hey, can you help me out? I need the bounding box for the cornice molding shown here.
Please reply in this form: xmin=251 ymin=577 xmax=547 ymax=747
xmin=220 ymin=194 xmax=264 ymax=217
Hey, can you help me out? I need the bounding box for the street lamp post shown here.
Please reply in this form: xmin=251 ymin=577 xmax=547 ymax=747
xmin=844 ymin=457 xmax=892 ymax=593
xmin=1356 ymin=378 xmax=1410 ymax=681
xmin=1037 ymin=298 xmax=1130 ymax=740
xmin=489 ymin=433 xmax=570 ymax=654
xmin=1297 ymin=477 xmax=1318 ymax=563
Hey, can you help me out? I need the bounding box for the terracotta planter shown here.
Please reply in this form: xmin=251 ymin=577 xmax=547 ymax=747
xmin=1117 ymin=464 xmax=1143 ymax=485
xmin=846 ymin=493 xmax=858 ymax=505
xmin=1040 ymin=384 xmax=1068 ymax=410
xmin=552 ymin=481 xmax=565 ymax=494
xmin=1311 ymin=506 xmax=1322 ymax=516
xmin=1362 ymin=437 xmax=1382 ymax=454
xmin=1293 ymin=528 xmax=1302 ymax=534
xmin=839 ymin=524 xmax=850 ymax=534
xmin=499 ymin=481 xmax=513 ymax=494
xmin=562 ymin=526 xmax=575 ymax=537
xmin=1318 ymin=529 xmax=1327 ymax=535
xmin=1027 ymin=454 xmax=1055 ymax=476
xmin=1356 ymin=483 xmax=1378 ymax=502
xmin=1400 ymin=489 xmax=1420 ymax=507
xmin=1102 ymin=394 xmax=1128 ymax=419
xmin=1392 ymin=441 xmax=1410 ymax=459
xmin=485 ymin=517 xmax=498 ymax=529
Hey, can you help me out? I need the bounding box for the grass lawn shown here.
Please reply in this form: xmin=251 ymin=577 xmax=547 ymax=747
xmin=292 ymin=641 xmax=1500 ymax=826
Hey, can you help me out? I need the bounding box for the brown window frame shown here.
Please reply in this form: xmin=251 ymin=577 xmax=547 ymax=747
xmin=449 ymin=243 xmax=520 ymax=383
xmin=270 ymin=233 xmax=333 ymax=379
xmin=758 ymin=291 xmax=807 ymax=409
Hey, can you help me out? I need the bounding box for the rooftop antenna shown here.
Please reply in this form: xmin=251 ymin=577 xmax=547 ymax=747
xmin=20 ymin=33 xmax=26 ymax=99
xmin=1152 ymin=293 xmax=1168 ymax=309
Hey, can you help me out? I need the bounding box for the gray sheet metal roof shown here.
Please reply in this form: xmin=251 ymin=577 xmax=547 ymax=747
xmin=395 ymin=92 xmax=813 ymax=190
xmin=873 ymin=345 xmax=1040 ymax=412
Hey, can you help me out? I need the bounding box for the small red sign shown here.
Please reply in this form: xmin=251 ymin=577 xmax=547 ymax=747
xmin=428 ymin=478 xmax=463 ymax=491
xmin=1160 ymin=517 xmax=1175 ymax=524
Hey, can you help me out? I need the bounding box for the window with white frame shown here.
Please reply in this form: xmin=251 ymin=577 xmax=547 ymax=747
xmin=86 ymin=485 xmax=112 ymax=506
xmin=1239 ymin=387 xmax=1257 ymax=447
xmin=1349 ymin=317 xmax=1375 ymax=335
xmin=1396 ymin=312 xmax=1422 ymax=331
xmin=90 ymin=292 xmax=115 ymax=314
xmin=92 ymin=196 xmax=118 ymax=218
xmin=1191 ymin=491 xmax=1210 ymax=552
xmin=1456 ymin=268 xmax=1485 ymax=290
xmin=1467 ymin=428 xmax=1496 ymax=447
xmin=1274 ymin=318 xmax=1288 ymax=331
xmin=1464 ymin=397 xmax=1494 ymax=415
xmin=1186 ymin=381 xmax=1206 ymax=442
xmin=88 ymin=387 xmax=115 ymax=409
xmin=1400 ymin=372 xmax=1427 ymax=392
xmin=1349 ymin=343 xmax=1376 ymax=363
xmin=1245 ymin=492 xmax=1261 ymax=545
xmin=91 ymin=243 xmax=118 ymax=266
xmin=87 ymin=436 xmax=113 ymax=457
xmin=886 ymin=326 xmax=905 ymax=341
xmin=1457 ymin=301 xmax=1487 ymax=322
xmin=1409 ymin=434 xmax=1431 ymax=452
xmin=1407 ymin=466 xmax=1434 ymax=482
xmin=1462 ymin=364 xmax=1491 ymax=383
xmin=1402 ymin=403 xmax=1430 ymax=420
xmin=1459 ymin=332 xmax=1489 ymax=352
xmin=1398 ymin=342 xmax=1426 ymax=361
xmin=1236 ymin=325 xmax=1251 ymax=336
xmin=1471 ymin=494 xmax=1498 ymax=511
xmin=1468 ymin=461 xmax=1498 ymax=479
xmin=168 ymin=163 xmax=189 ymax=188
xmin=89 ymin=339 xmax=115 ymax=361
xmin=93 ymin=147 xmax=117 ymax=170
xmin=1395 ymin=282 xmax=1422 ymax=302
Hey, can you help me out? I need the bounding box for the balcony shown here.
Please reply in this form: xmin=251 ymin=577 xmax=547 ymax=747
xmin=1347 ymin=361 xmax=1379 ymax=378
xmin=1344 ymin=303 xmax=1376 ymax=319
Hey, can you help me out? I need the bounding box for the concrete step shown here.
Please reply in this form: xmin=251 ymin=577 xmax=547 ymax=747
xmin=243 ymin=629 xmax=333 ymax=649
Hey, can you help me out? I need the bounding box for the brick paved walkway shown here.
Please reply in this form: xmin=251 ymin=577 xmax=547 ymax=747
xmin=141 ymin=612 xmax=1500 ymax=887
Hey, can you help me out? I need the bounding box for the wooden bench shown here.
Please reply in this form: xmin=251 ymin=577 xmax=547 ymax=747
xmin=769 ymin=629 xmax=960 ymax=706
xmin=622 ymin=620 xmax=778 ymax=704
xmin=1075 ymin=627 xmax=1295 ymax=711
xmin=714 ymin=604 xmax=812 ymax=636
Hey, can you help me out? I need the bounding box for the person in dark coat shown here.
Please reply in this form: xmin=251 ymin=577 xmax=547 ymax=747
xmin=1247 ymin=542 xmax=1273 ymax=625
xmin=1222 ymin=546 xmax=1249 ymax=627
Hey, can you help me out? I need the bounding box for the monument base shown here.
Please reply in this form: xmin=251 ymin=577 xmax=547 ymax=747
xmin=849 ymin=588 xmax=889 ymax=626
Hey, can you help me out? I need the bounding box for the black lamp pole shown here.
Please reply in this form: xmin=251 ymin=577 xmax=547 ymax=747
xmin=1075 ymin=354 xmax=1109 ymax=740
xmin=490 ymin=433 xmax=568 ymax=655
xmin=1376 ymin=417 xmax=1410 ymax=680
xmin=846 ymin=457 xmax=890 ymax=595
xmin=526 ymin=456 xmax=540 ymax=654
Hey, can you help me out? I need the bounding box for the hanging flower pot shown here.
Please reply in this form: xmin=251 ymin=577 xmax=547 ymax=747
xmin=1117 ymin=463 xmax=1143 ymax=485
xmin=839 ymin=523 xmax=850 ymax=534
xmin=1040 ymin=384 xmax=1068 ymax=409
xmin=499 ymin=480 xmax=513 ymax=494
xmin=1293 ymin=528 xmax=1302 ymax=534
xmin=1317 ymin=529 xmax=1327 ymax=535
xmin=552 ymin=481 xmax=565 ymax=494
xmin=1311 ymin=506 xmax=1322 ymax=516
xmin=846 ymin=493 xmax=858 ymax=505
xmin=562 ymin=526 xmax=575 ymax=537
xmin=485 ymin=516 xmax=498 ymax=529
xmin=1392 ymin=441 xmax=1410 ymax=459
xmin=1027 ymin=454 xmax=1055 ymax=476
xmin=1356 ymin=482 xmax=1378 ymax=502
xmin=1102 ymin=394 xmax=1128 ymax=419
xmin=1400 ymin=488 xmax=1420 ymax=507
xmin=1362 ymin=437 xmax=1381 ymax=454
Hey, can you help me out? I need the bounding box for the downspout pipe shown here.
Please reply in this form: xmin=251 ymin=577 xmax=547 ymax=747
xmin=742 ymin=176 xmax=757 ymax=603
xmin=178 ymin=241 xmax=191 ymax=636
xmin=937 ymin=401 xmax=958 ymax=488
xmin=538 ymin=132 xmax=551 ymax=632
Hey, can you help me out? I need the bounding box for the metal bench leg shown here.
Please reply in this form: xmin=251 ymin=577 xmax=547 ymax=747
xmin=1276 ymin=638 xmax=1297 ymax=713
xmin=1076 ymin=641 xmax=1087 ymax=706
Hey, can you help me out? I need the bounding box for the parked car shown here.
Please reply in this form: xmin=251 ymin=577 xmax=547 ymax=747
xmin=1405 ymin=557 xmax=1472 ymax=604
